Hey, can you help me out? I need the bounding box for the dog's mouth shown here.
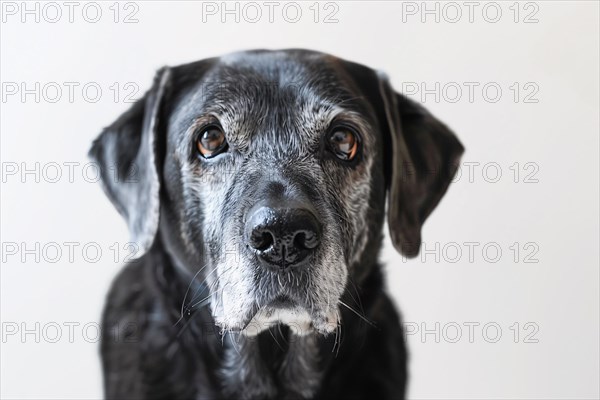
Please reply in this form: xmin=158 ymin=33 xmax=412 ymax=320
xmin=268 ymin=294 xmax=296 ymax=308
xmin=217 ymin=295 xmax=339 ymax=337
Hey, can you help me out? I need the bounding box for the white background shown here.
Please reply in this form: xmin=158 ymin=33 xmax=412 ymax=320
xmin=1 ymin=1 xmax=598 ymax=399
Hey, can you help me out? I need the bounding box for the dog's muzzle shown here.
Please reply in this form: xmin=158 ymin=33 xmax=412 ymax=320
xmin=245 ymin=204 xmax=322 ymax=271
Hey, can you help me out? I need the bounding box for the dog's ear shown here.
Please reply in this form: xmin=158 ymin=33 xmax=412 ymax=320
xmin=336 ymin=59 xmax=463 ymax=257
xmin=88 ymin=67 xmax=171 ymax=256
xmin=377 ymin=73 xmax=464 ymax=257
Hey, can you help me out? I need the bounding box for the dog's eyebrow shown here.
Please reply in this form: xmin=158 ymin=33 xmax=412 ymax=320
xmin=172 ymin=70 xmax=377 ymax=152
xmin=328 ymin=108 xmax=374 ymax=137
xmin=178 ymin=103 xmax=373 ymax=148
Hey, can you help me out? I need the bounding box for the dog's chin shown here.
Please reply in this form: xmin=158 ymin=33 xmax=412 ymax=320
xmin=215 ymin=296 xmax=340 ymax=337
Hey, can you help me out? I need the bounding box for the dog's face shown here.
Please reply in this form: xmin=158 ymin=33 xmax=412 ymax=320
xmin=90 ymin=49 xmax=463 ymax=335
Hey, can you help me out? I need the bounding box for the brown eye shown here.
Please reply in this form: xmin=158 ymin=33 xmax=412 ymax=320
xmin=196 ymin=126 xmax=227 ymax=158
xmin=328 ymin=128 xmax=358 ymax=161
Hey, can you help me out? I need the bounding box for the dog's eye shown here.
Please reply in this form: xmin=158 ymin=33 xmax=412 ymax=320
xmin=196 ymin=126 xmax=228 ymax=158
xmin=328 ymin=128 xmax=358 ymax=161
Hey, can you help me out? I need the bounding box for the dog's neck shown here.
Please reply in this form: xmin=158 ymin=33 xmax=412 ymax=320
xmin=221 ymin=330 xmax=322 ymax=399
xmin=214 ymin=273 xmax=386 ymax=399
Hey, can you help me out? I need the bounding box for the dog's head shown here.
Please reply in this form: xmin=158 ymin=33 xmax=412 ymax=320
xmin=90 ymin=49 xmax=463 ymax=335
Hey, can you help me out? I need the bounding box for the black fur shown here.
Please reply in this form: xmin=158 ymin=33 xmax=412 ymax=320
xmin=91 ymin=49 xmax=463 ymax=399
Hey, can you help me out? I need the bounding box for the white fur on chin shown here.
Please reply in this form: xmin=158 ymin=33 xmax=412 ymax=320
xmin=241 ymin=305 xmax=339 ymax=337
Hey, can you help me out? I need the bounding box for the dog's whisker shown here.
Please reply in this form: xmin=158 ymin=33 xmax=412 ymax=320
xmin=329 ymin=307 xmax=340 ymax=355
xmin=277 ymin=324 xmax=288 ymax=345
xmin=338 ymin=300 xmax=377 ymax=328
xmin=187 ymin=263 xmax=221 ymax=302
xmin=195 ymin=281 xmax=230 ymax=315
xmin=182 ymin=265 xmax=236 ymax=319
xmin=175 ymin=262 xmax=210 ymax=326
xmin=346 ymin=277 xmax=367 ymax=319
xmin=336 ymin=319 xmax=342 ymax=357
xmin=176 ymin=307 xmax=204 ymax=338
xmin=268 ymin=327 xmax=285 ymax=352
xmin=189 ymin=295 xmax=213 ymax=310
xmin=227 ymin=332 xmax=243 ymax=358
xmin=332 ymin=317 xmax=340 ymax=355
xmin=216 ymin=283 xmax=227 ymax=313
xmin=176 ymin=264 xmax=222 ymax=323
xmin=185 ymin=274 xmax=225 ymax=311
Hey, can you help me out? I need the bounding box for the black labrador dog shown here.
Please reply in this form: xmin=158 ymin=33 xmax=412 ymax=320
xmin=90 ymin=49 xmax=463 ymax=399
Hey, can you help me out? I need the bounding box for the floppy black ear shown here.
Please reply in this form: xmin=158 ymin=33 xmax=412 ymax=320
xmin=89 ymin=68 xmax=171 ymax=255
xmin=377 ymin=73 xmax=464 ymax=257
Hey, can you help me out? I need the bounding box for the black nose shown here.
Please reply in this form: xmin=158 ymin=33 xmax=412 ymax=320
xmin=245 ymin=206 xmax=321 ymax=270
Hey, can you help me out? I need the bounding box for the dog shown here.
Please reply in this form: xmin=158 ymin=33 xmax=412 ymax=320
xmin=89 ymin=49 xmax=464 ymax=399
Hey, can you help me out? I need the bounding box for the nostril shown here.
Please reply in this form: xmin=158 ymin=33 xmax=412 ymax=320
xmin=250 ymin=229 xmax=274 ymax=251
xmin=293 ymin=230 xmax=320 ymax=250
xmin=303 ymin=230 xmax=320 ymax=249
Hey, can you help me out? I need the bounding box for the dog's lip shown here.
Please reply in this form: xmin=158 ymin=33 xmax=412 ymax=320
xmin=242 ymin=303 xmax=313 ymax=336
xmin=239 ymin=295 xmax=297 ymax=329
xmin=268 ymin=295 xmax=296 ymax=309
xmin=215 ymin=300 xmax=340 ymax=336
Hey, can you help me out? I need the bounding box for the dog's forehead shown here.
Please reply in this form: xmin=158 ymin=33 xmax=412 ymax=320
xmin=168 ymin=50 xmax=373 ymax=150
xmin=219 ymin=49 xmax=318 ymax=78
xmin=217 ymin=49 xmax=337 ymax=85
xmin=200 ymin=52 xmax=360 ymax=117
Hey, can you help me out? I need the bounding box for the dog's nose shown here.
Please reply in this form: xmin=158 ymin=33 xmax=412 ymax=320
xmin=245 ymin=206 xmax=321 ymax=270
